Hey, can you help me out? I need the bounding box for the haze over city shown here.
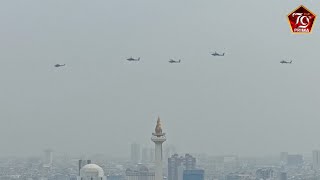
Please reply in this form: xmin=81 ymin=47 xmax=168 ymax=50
xmin=0 ymin=0 xmax=320 ymax=158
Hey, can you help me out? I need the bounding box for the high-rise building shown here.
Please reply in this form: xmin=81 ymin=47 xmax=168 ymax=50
xmin=287 ymin=154 xmax=303 ymax=167
xmin=168 ymin=154 xmax=183 ymax=180
xmin=142 ymin=147 xmax=154 ymax=163
xmin=164 ymin=145 xmax=176 ymax=163
xmin=142 ymin=148 xmax=149 ymax=163
xmin=150 ymin=149 xmax=155 ymax=162
xmin=151 ymin=117 xmax=166 ymax=180
xmin=222 ymin=155 xmax=239 ymax=173
xmin=280 ymin=152 xmax=288 ymax=164
xmin=183 ymin=170 xmax=204 ymax=180
xmin=184 ymin=154 xmax=196 ymax=170
xmin=177 ymin=165 xmax=184 ymax=180
xmin=168 ymin=154 xmax=196 ymax=180
xmin=131 ymin=143 xmax=141 ymax=164
xmin=313 ymin=150 xmax=320 ymax=170
xmin=79 ymin=160 xmax=92 ymax=176
xmin=43 ymin=149 xmax=53 ymax=167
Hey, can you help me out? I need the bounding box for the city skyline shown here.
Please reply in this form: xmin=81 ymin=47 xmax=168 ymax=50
xmin=0 ymin=0 xmax=320 ymax=157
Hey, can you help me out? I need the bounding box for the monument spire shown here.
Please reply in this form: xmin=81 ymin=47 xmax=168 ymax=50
xmin=155 ymin=116 xmax=162 ymax=134
xmin=151 ymin=116 xmax=166 ymax=180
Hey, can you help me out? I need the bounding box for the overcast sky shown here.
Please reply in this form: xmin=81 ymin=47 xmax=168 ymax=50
xmin=0 ymin=0 xmax=319 ymax=158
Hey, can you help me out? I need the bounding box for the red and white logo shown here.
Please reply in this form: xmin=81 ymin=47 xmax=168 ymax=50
xmin=287 ymin=5 xmax=316 ymax=34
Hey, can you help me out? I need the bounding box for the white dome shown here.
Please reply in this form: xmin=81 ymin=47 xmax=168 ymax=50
xmin=81 ymin=164 xmax=104 ymax=177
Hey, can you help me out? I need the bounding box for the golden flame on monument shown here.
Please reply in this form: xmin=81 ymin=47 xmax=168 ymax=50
xmin=155 ymin=116 xmax=162 ymax=134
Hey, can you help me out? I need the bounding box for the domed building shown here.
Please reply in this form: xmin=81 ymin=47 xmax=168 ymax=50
xmin=78 ymin=164 xmax=106 ymax=180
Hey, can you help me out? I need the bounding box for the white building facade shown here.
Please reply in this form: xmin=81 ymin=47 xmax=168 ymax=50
xmin=78 ymin=164 xmax=106 ymax=180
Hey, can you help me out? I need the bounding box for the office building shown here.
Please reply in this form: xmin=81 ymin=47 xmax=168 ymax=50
xmin=168 ymin=154 xmax=196 ymax=180
xmin=287 ymin=154 xmax=303 ymax=167
xmin=43 ymin=149 xmax=53 ymax=167
xmin=142 ymin=147 xmax=155 ymax=163
xmin=131 ymin=143 xmax=141 ymax=164
xmin=183 ymin=170 xmax=204 ymax=180
xmin=313 ymin=150 xmax=320 ymax=170
xmin=280 ymin=152 xmax=288 ymax=164
xmin=79 ymin=160 xmax=92 ymax=176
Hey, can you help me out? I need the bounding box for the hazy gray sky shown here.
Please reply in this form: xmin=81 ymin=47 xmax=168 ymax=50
xmin=0 ymin=0 xmax=319 ymax=157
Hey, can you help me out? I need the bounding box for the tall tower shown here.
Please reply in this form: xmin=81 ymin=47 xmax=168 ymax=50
xmin=131 ymin=143 xmax=141 ymax=164
xmin=151 ymin=117 xmax=166 ymax=180
xmin=313 ymin=150 xmax=320 ymax=170
xmin=43 ymin=149 xmax=53 ymax=166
